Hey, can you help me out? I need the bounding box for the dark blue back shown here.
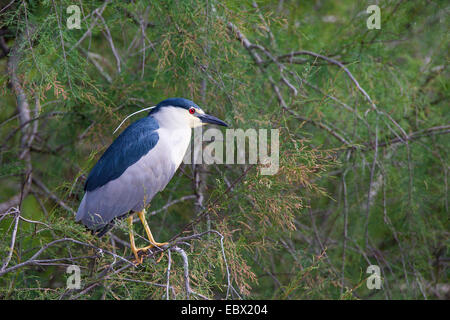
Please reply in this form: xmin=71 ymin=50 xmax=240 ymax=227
xmin=85 ymin=116 xmax=159 ymax=192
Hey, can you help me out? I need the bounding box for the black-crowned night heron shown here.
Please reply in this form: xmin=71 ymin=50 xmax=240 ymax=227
xmin=76 ymin=98 xmax=228 ymax=264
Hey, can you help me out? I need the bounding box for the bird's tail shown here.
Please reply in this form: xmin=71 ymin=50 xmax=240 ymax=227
xmin=75 ymin=194 xmax=87 ymax=222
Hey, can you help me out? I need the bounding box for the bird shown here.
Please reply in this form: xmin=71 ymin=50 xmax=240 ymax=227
xmin=76 ymin=98 xmax=228 ymax=264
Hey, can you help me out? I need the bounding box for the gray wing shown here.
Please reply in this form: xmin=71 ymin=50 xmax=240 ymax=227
xmin=76 ymin=142 xmax=177 ymax=232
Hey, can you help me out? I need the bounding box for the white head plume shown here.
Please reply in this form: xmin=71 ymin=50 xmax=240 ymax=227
xmin=113 ymin=106 xmax=155 ymax=134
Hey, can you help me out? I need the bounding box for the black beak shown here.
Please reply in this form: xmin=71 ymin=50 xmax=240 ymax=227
xmin=197 ymin=113 xmax=228 ymax=127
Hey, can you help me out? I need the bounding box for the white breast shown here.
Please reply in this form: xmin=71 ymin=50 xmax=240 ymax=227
xmin=157 ymin=126 xmax=191 ymax=168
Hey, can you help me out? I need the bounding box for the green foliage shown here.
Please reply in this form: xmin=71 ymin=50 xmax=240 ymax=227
xmin=0 ymin=0 xmax=448 ymax=300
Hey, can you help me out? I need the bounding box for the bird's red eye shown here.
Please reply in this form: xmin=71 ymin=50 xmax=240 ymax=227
xmin=189 ymin=107 xmax=196 ymax=114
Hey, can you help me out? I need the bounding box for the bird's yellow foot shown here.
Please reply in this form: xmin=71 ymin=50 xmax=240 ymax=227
xmin=156 ymin=251 xmax=165 ymax=263
xmin=129 ymin=211 xmax=168 ymax=264
xmin=131 ymin=248 xmax=143 ymax=265
xmin=135 ymin=242 xmax=168 ymax=263
xmin=139 ymin=242 xmax=169 ymax=251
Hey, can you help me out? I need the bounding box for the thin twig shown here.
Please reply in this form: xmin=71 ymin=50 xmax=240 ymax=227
xmin=1 ymin=208 xmax=20 ymax=271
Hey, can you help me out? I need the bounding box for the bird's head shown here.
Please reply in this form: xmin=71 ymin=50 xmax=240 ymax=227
xmin=150 ymin=98 xmax=228 ymax=128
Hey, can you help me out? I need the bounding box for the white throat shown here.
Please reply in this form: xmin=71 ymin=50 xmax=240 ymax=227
xmin=152 ymin=107 xmax=193 ymax=168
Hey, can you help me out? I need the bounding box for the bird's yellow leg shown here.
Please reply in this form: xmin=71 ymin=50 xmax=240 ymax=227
xmin=128 ymin=215 xmax=143 ymax=264
xmin=137 ymin=209 xmax=168 ymax=250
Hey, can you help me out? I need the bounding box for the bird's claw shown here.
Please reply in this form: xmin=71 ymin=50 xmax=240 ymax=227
xmin=132 ymin=245 xmax=166 ymax=265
